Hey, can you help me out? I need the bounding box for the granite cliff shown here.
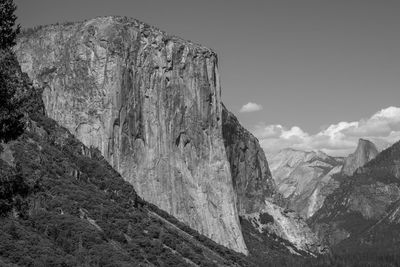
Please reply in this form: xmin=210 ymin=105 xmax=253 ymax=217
xmin=15 ymin=16 xmax=246 ymax=253
xmin=341 ymin=138 xmax=378 ymax=176
xmin=15 ymin=15 xmax=327 ymax=257
xmin=0 ymin=50 xmax=254 ymax=266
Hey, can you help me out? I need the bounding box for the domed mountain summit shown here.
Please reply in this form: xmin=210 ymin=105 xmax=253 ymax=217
xmin=341 ymin=138 xmax=379 ymax=176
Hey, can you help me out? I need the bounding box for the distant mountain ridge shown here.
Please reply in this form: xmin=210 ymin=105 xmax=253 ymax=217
xmin=310 ymin=140 xmax=400 ymax=252
xmin=269 ymin=148 xmax=343 ymax=218
xmin=269 ymin=139 xmax=379 ymax=219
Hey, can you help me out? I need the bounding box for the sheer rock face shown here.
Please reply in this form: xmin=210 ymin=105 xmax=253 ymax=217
xmin=15 ymin=16 xmax=247 ymax=254
xmin=222 ymin=105 xmax=277 ymax=215
xmin=219 ymin=112 xmax=326 ymax=255
xmin=269 ymin=149 xmax=343 ymax=218
xmin=341 ymin=139 xmax=378 ymax=176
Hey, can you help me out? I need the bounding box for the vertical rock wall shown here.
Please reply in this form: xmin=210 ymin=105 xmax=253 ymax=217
xmin=222 ymin=105 xmax=277 ymax=215
xmin=16 ymin=16 xmax=247 ymax=254
xmin=221 ymin=106 xmax=325 ymax=255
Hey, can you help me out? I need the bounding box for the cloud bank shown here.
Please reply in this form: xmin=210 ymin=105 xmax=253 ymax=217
xmin=254 ymin=106 xmax=400 ymax=157
xmin=240 ymin=102 xmax=263 ymax=113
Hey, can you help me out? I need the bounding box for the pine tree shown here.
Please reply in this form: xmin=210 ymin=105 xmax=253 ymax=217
xmin=0 ymin=0 xmax=24 ymax=142
xmin=0 ymin=0 xmax=20 ymax=49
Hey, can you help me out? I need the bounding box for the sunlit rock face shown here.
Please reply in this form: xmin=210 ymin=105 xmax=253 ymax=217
xmin=243 ymin=200 xmax=327 ymax=256
xmin=15 ymin=16 xmax=247 ymax=254
xmin=341 ymin=138 xmax=379 ymax=176
xmin=222 ymin=105 xmax=278 ymax=215
xmin=269 ymin=148 xmax=343 ymax=218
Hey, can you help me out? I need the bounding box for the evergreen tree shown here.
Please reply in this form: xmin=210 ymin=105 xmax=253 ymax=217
xmin=0 ymin=0 xmax=20 ymax=49
xmin=0 ymin=0 xmax=23 ymax=142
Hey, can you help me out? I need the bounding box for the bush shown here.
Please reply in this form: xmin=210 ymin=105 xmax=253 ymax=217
xmin=259 ymin=212 xmax=274 ymax=224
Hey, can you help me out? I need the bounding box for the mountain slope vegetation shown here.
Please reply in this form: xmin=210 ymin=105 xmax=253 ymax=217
xmin=309 ymin=140 xmax=400 ymax=264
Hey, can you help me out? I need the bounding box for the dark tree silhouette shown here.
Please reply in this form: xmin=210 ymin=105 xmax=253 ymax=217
xmin=0 ymin=0 xmax=24 ymax=142
xmin=0 ymin=0 xmax=20 ymax=49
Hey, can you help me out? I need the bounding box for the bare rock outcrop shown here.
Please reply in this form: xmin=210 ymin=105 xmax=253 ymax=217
xmin=15 ymin=16 xmax=247 ymax=253
xmin=244 ymin=200 xmax=326 ymax=256
xmin=341 ymin=138 xmax=378 ymax=176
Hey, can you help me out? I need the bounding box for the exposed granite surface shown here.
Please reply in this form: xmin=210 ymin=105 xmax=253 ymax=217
xmin=341 ymin=139 xmax=378 ymax=176
xmin=243 ymin=200 xmax=327 ymax=256
xmin=15 ymin=16 xmax=247 ymax=253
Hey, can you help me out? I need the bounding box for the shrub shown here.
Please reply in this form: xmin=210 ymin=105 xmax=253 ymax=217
xmin=259 ymin=212 xmax=274 ymax=224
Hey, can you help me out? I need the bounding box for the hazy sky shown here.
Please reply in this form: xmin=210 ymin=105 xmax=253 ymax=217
xmin=15 ymin=0 xmax=400 ymax=155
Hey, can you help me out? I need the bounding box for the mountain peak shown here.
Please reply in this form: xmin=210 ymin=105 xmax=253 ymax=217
xmin=358 ymin=138 xmax=374 ymax=145
xmin=356 ymin=138 xmax=378 ymax=156
xmin=341 ymin=138 xmax=379 ymax=176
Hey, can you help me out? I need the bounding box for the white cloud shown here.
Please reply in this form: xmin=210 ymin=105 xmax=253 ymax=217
xmin=240 ymin=102 xmax=263 ymax=113
xmin=254 ymin=106 xmax=400 ymax=157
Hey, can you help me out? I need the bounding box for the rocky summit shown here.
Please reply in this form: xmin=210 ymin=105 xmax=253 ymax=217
xmin=15 ymin=16 xmax=247 ymax=253
xmin=341 ymin=138 xmax=379 ymax=176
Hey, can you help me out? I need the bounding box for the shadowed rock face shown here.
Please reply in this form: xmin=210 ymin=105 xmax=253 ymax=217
xmin=15 ymin=16 xmax=247 ymax=254
xmin=222 ymin=105 xmax=277 ymax=215
xmin=219 ymin=116 xmax=326 ymax=255
xmin=341 ymin=139 xmax=378 ymax=176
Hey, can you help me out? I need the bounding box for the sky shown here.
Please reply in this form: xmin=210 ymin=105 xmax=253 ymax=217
xmin=14 ymin=0 xmax=400 ymax=156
